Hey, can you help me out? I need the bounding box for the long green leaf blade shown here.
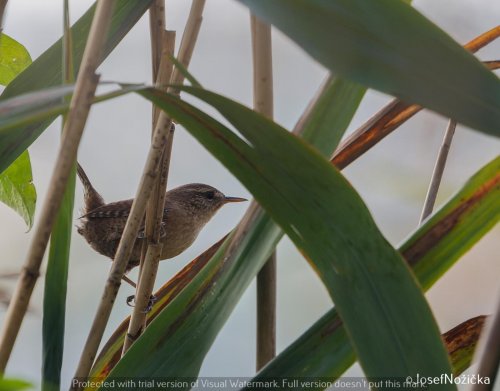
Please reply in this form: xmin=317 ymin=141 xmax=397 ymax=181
xmin=147 ymin=86 xmax=454 ymax=383
xmin=252 ymin=157 xmax=499 ymax=385
xmin=0 ymin=0 xmax=153 ymax=173
xmin=238 ymin=0 xmax=500 ymax=137
xmin=301 ymin=77 xmax=365 ymax=156
xmin=105 ymin=86 xmax=453 ymax=385
xmin=42 ymin=166 xmax=75 ymax=391
xmin=92 ymin=79 xmax=364 ymax=385
xmin=42 ymin=2 xmax=75 ymax=389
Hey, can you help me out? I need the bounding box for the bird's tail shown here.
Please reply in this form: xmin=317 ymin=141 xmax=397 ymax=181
xmin=77 ymin=162 xmax=105 ymax=213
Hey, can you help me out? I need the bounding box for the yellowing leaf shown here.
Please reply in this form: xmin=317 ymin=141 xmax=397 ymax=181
xmin=0 ymin=34 xmax=32 ymax=86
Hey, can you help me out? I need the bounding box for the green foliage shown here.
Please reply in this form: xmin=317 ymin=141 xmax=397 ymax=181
xmin=0 ymin=34 xmax=35 ymax=229
xmin=42 ymin=2 xmax=76 ymax=389
xmin=139 ymin=86 xmax=454 ymax=384
xmin=251 ymin=157 xmax=499 ymax=384
xmin=0 ymin=149 xmax=35 ymax=229
xmin=0 ymin=0 xmax=496 ymax=388
xmin=42 ymin=165 xmax=76 ymax=391
xmin=93 ymin=78 xmax=365 ymax=385
xmin=239 ymin=0 xmax=500 ymax=137
xmin=0 ymin=34 xmax=32 ymax=86
xmin=0 ymin=378 xmax=32 ymax=391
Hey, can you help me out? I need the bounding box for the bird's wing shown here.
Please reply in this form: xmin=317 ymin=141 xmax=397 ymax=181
xmin=80 ymin=199 xmax=133 ymax=219
xmin=82 ymin=200 xmax=168 ymax=240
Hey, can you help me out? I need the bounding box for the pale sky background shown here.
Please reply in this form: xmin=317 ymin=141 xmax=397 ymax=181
xmin=0 ymin=0 xmax=499 ymax=389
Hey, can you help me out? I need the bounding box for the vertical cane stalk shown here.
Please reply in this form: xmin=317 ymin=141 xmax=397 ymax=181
xmin=251 ymin=14 xmax=276 ymax=370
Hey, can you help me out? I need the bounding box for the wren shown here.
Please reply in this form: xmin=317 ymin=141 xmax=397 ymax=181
xmin=76 ymin=163 xmax=246 ymax=273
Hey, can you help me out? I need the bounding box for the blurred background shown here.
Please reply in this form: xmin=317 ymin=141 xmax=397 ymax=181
xmin=0 ymin=0 xmax=499 ymax=388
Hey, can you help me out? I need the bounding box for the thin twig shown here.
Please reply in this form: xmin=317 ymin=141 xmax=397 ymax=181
xmin=123 ymin=0 xmax=205 ymax=353
xmin=470 ymin=296 xmax=500 ymax=391
xmin=251 ymin=14 xmax=276 ymax=370
xmin=419 ymin=120 xmax=457 ymax=224
xmin=123 ymin=32 xmax=176 ymax=353
xmin=136 ymin=0 xmax=168 ymax=307
xmin=146 ymin=0 xmax=167 ymax=146
xmin=74 ymin=0 xmax=206 ymax=372
xmin=0 ymin=0 xmax=115 ymax=374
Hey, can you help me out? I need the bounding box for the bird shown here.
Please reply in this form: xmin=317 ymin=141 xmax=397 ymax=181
xmin=76 ymin=163 xmax=247 ymax=277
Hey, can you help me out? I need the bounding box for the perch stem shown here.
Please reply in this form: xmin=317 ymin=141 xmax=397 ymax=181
xmin=65 ymin=0 xmax=209 ymax=382
xmin=122 ymin=0 xmax=205 ymax=355
xmin=126 ymin=3 xmax=172 ymax=349
xmin=122 ymin=33 xmax=174 ymax=352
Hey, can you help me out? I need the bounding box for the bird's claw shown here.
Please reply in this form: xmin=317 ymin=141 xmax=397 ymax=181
xmin=144 ymin=295 xmax=158 ymax=313
xmin=126 ymin=294 xmax=158 ymax=313
xmin=126 ymin=294 xmax=136 ymax=307
xmin=159 ymin=222 xmax=167 ymax=238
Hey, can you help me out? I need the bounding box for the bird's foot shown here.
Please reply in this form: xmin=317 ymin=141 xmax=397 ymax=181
xmin=126 ymin=294 xmax=158 ymax=313
xmin=126 ymin=294 xmax=135 ymax=307
xmin=145 ymin=295 xmax=158 ymax=312
xmin=159 ymin=222 xmax=167 ymax=238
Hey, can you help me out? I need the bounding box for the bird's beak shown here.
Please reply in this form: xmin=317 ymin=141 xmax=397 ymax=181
xmin=223 ymin=196 xmax=247 ymax=203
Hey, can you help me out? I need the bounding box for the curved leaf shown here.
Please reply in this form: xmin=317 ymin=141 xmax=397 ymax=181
xmin=0 ymin=151 xmax=35 ymax=229
xmin=252 ymin=157 xmax=499 ymax=385
xmin=148 ymin=86 xmax=454 ymax=381
xmin=238 ymin=0 xmax=500 ymax=137
xmin=105 ymin=86 xmax=454 ymax=384
xmin=0 ymin=33 xmax=35 ymax=229
xmin=89 ymin=236 xmax=226 ymax=379
xmin=90 ymin=78 xmax=364 ymax=386
xmin=0 ymin=34 xmax=32 ymax=86
xmin=41 ymin=4 xmax=75 ymax=388
xmin=444 ymin=316 xmax=486 ymax=376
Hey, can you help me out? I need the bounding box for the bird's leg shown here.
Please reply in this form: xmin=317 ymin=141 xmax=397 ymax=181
xmin=123 ymin=275 xmax=157 ymax=312
xmin=144 ymin=295 xmax=158 ymax=313
xmin=122 ymin=275 xmax=137 ymax=288
xmin=126 ymin=293 xmax=158 ymax=313
xmin=123 ymin=275 xmax=138 ymax=307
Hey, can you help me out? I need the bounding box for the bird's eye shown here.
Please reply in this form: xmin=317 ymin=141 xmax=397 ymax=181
xmin=204 ymin=191 xmax=215 ymax=200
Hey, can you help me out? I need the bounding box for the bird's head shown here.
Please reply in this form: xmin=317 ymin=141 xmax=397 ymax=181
xmin=168 ymin=183 xmax=247 ymax=222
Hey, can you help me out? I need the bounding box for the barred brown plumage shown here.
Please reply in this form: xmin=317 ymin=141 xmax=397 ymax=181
xmin=76 ymin=163 xmax=247 ymax=273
